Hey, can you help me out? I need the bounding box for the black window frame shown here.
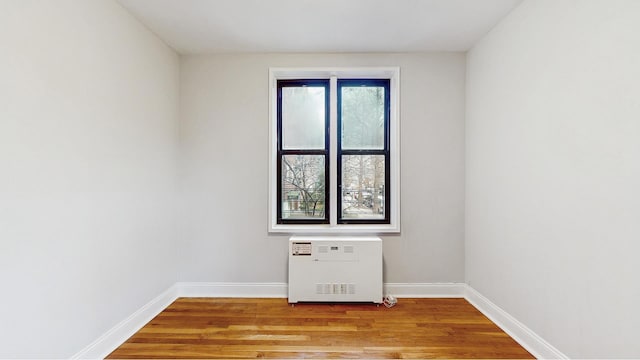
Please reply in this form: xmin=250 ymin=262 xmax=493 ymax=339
xmin=337 ymin=79 xmax=391 ymax=224
xmin=276 ymin=79 xmax=330 ymax=224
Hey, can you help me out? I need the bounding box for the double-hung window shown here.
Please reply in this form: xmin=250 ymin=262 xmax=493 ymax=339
xmin=337 ymin=79 xmax=390 ymax=224
xmin=277 ymin=80 xmax=330 ymax=224
xmin=270 ymin=68 xmax=400 ymax=233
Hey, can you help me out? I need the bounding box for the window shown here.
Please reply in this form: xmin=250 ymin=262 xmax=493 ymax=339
xmin=338 ymin=79 xmax=390 ymax=224
xmin=270 ymin=68 xmax=400 ymax=233
xmin=277 ymin=80 xmax=330 ymax=224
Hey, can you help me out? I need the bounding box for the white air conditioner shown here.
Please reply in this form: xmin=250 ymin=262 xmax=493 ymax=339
xmin=288 ymin=236 xmax=382 ymax=304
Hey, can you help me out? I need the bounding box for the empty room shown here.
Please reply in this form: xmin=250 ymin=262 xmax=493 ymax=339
xmin=1 ymin=0 xmax=638 ymax=358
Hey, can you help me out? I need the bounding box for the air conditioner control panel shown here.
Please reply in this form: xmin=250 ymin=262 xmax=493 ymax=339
xmin=291 ymin=242 xmax=312 ymax=256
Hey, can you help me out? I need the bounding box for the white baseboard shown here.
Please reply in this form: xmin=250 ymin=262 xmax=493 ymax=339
xmin=176 ymin=282 xmax=468 ymax=299
xmin=71 ymin=284 xmax=178 ymax=360
xmin=465 ymin=285 xmax=567 ymax=359
xmin=176 ymin=282 xmax=288 ymax=298
xmin=73 ymin=282 xmax=565 ymax=360
xmin=384 ymin=282 xmax=466 ymax=297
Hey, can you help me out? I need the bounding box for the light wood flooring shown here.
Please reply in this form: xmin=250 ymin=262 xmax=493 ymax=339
xmin=107 ymin=297 xmax=534 ymax=359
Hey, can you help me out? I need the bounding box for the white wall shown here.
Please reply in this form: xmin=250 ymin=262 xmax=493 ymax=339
xmin=466 ymin=0 xmax=640 ymax=357
xmin=0 ymin=1 xmax=179 ymax=357
xmin=179 ymin=53 xmax=466 ymax=284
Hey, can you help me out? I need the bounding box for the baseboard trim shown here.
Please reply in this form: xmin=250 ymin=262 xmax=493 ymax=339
xmin=176 ymin=282 xmax=288 ymax=298
xmin=465 ymin=285 xmax=567 ymax=359
xmin=384 ymin=282 xmax=466 ymax=298
xmin=74 ymin=282 xmax=566 ymax=359
xmin=71 ymin=284 xmax=178 ymax=359
xmin=174 ymin=282 xmax=468 ymax=299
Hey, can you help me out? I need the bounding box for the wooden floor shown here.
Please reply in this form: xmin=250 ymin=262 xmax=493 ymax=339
xmin=107 ymin=298 xmax=534 ymax=359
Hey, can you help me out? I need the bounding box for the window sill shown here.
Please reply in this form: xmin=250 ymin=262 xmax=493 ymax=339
xmin=269 ymin=223 xmax=400 ymax=235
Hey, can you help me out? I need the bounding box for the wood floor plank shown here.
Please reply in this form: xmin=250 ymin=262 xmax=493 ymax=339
xmin=107 ymin=298 xmax=534 ymax=359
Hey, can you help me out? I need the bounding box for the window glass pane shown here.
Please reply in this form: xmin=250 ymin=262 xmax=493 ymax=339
xmin=341 ymin=86 xmax=385 ymax=150
xmin=341 ymin=155 xmax=385 ymax=219
xmin=282 ymin=155 xmax=326 ymax=219
xmin=282 ymin=86 xmax=325 ymax=150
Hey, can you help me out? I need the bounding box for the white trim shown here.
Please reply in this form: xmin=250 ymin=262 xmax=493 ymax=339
xmin=268 ymin=68 xmax=277 ymax=234
xmin=384 ymin=282 xmax=466 ymax=298
xmin=177 ymin=282 xmax=288 ymax=298
xmin=268 ymin=67 xmax=401 ymax=234
xmin=329 ymin=76 xmax=338 ymax=226
xmin=465 ymin=285 xmax=568 ymax=359
xmin=71 ymin=284 xmax=178 ymax=360
xmin=73 ymin=282 xmax=566 ymax=359
xmin=270 ymin=67 xmax=399 ymax=80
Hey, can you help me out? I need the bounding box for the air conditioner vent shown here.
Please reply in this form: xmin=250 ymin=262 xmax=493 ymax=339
xmin=348 ymin=284 xmax=356 ymax=294
xmin=314 ymin=283 xmax=357 ymax=295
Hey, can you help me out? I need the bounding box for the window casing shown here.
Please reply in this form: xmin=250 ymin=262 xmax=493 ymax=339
xmin=269 ymin=68 xmax=400 ymax=234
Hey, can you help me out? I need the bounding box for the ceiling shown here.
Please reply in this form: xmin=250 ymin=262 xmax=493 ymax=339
xmin=116 ymin=0 xmax=523 ymax=54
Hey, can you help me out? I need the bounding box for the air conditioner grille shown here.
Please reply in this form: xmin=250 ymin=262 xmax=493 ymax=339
xmin=348 ymin=283 xmax=356 ymax=294
xmin=315 ymin=283 xmax=356 ymax=295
